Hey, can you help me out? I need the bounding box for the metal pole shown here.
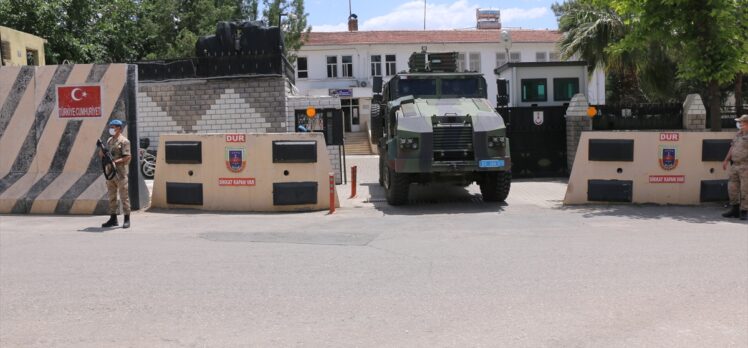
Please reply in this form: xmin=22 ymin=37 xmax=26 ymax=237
xmin=329 ymin=173 xmax=335 ymax=214
xmin=424 ymin=0 xmax=426 ymax=30
xmin=350 ymin=166 xmax=357 ymax=198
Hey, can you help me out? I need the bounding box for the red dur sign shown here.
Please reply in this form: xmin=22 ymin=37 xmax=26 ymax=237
xmin=57 ymin=85 xmax=103 ymax=118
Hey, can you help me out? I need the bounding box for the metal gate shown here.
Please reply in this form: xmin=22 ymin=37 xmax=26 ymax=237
xmin=499 ymin=106 xmax=568 ymax=178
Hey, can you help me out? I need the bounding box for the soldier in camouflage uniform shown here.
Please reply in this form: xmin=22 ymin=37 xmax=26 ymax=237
xmin=100 ymin=119 xmax=132 ymax=228
xmin=722 ymin=114 xmax=748 ymax=220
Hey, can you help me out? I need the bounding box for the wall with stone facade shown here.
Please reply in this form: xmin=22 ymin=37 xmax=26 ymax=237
xmin=286 ymin=95 xmax=343 ymax=184
xmin=137 ymin=76 xmax=287 ymax=150
xmin=564 ymin=94 xmax=592 ymax=173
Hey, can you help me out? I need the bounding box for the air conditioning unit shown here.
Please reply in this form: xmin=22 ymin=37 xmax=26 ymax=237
xmin=358 ymin=80 xmax=368 ymax=88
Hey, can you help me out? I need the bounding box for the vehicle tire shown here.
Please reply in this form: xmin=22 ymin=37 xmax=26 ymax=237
xmin=480 ymin=171 xmax=511 ymax=202
xmin=370 ymin=103 xmax=383 ymax=143
xmin=384 ymin=166 xmax=409 ymax=205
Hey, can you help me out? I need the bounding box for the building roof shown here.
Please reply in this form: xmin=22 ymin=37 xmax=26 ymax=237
xmin=303 ymin=29 xmax=561 ymax=46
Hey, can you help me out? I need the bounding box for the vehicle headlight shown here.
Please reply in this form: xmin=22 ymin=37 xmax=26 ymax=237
xmin=488 ymin=136 xmax=505 ymax=148
xmin=399 ymin=137 xmax=419 ymax=150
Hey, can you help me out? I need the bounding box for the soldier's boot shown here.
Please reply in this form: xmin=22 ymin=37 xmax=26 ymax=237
xmin=740 ymin=210 xmax=747 ymax=221
xmin=123 ymin=214 xmax=130 ymax=229
xmin=722 ymin=205 xmax=740 ymax=218
xmin=102 ymin=214 xmax=118 ymax=227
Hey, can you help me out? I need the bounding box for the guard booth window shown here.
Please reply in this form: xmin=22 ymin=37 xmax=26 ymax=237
xmin=294 ymin=108 xmax=343 ymax=145
xmin=553 ymin=78 xmax=579 ymax=101
xmin=521 ymin=78 xmax=547 ymax=102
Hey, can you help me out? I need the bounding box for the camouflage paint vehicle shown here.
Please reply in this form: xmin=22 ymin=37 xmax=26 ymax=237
xmin=371 ymin=52 xmax=511 ymax=205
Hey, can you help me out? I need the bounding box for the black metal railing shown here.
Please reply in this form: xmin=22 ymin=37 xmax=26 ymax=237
xmin=592 ymin=103 xmax=683 ymax=130
xmin=706 ymin=105 xmax=746 ymax=129
xmin=136 ymin=53 xmax=295 ymax=83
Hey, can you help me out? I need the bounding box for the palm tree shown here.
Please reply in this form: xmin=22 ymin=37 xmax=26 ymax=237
xmin=552 ymin=0 xmax=679 ymax=103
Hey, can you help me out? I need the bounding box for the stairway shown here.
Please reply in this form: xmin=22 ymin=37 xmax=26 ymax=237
xmin=344 ymin=132 xmax=374 ymax=155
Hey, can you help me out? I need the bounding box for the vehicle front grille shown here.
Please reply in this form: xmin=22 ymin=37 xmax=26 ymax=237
xmin=433 ymin=125 xmax=474 ymax=161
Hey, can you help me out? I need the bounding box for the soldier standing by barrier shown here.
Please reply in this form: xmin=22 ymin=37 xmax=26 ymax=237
xmin=722 ymin=114 xmax=748 ymax=220
xmin=100 ymin=120 xmax=132 ymax=228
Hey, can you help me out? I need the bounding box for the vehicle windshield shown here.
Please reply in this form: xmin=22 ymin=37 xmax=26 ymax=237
xmin=441 ymin=78 xmax=480 ymax=97
xmin=398 ymin=78 xmax=436 ymax=97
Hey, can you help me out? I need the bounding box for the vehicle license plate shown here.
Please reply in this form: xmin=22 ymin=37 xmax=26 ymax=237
xmin=479 ymin=160 xmax=504 ymax=168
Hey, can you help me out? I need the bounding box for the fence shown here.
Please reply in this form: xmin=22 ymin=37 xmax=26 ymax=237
xmin=136 ymin=54 xmax=295 ymax=84
xmin=592 ymin=103 xmax=683 ymax=130
xmin=706 ymin=105 xmax=746 ymax=129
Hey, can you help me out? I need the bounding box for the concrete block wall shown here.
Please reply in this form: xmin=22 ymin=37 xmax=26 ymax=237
xmin=137 ymin=76 xmax=287 ymax=150
xmin=286 ymin=95 xmax=344 ymax=184
xmin=565 ymin=94 xmax=592 ymax=173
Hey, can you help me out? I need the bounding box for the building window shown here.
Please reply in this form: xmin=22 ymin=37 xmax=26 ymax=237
xmin=536 ymin=52 xmax=547 ymax=62
xmin=553 ymin=78 xmax=580 ymax=101
xmin=342 ymin=55 xmax=353 ymax=77
xmin=0 ymin=41 xmax=10 ymax=62
xmin=468 ymin=52 xmax=481 ymax=72
xmin=521 ymin=79 xmax=547 ymax=102
xmin=509 ymin=52 xmax=521 ymax=63
xmin=549 ymin=52 xmax=561 ymax=61
xmin=385 ymin=55 xmax=397 ymax=75
xmin=457 ymin=53 xmax=466 ymax=71
xmin=326 ymin=56 xmax=338 ymax=78
xmin=296 ymin=57 xmax=308 ymax=79
xmin=496 ymin=52 xmax=507 ymax=67
xmin=371 ymin=55 xmax=382 ymax=76
xmin=295 ymin=108 xmax=342 ymax=145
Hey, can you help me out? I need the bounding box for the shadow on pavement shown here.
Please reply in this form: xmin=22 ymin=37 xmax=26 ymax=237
xmin=364 ymin=183 xmax=508 ymax=216
xmin=78 ymin=227 xmax=117 ymax=233
xmin=558 ymin=204 xmax=745 ymax=224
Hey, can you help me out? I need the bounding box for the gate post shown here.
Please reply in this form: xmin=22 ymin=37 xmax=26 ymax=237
xmin=682 ymin=94 xmax=707 ymax=130
xmin=565 ymin=94 xmax=592 ymax=174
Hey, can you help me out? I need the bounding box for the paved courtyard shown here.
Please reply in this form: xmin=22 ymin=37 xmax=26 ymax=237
xmin=1 ymin=156 xmax=746 ymax=347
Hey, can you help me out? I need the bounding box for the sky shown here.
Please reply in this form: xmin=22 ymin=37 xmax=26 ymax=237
xmin=302 ymin=0 xmax=560 ymax=32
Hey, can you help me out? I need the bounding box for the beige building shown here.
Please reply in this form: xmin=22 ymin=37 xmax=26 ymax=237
xmin=0 ymin=26 xmax=46 ymax=66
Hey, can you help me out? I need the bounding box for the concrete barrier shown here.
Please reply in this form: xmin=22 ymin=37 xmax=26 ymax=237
xmin=564 ymin=131 xmax=735 ymax=205
xmin=0 ymin=64 xmax=148 ymax=214
xmin=151 ymin=132 xmax=340 ymax=212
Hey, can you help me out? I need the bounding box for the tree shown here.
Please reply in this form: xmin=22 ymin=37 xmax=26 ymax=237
xmin=552 ymin=0 xmax=683 ymax=103
xmin=611 ymin=0 xmax=746 ymax=130
xmin=262 ymin=0 xmax=310 ymax=63
xmin=0 ymin=0 xmax=309 ymax=63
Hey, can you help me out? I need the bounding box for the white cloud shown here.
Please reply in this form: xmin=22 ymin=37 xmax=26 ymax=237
xmin=362 ymin=0 xmax=476 ymax=30
xmin=311 ymin=23 xmax=349 ymax=32
xmin=310 ymin=1 xmax=552 ymax=32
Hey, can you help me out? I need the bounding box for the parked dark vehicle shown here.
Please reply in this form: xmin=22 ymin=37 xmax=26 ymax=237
xmin=371 ymin=52 xmax=511 ymax=205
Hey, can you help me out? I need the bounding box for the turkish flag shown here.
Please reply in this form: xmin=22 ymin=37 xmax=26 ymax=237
xmin=57 ymin=85 xmax=103 ymax=118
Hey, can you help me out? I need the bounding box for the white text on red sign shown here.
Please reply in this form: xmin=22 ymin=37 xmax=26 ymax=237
xmin=659 ymin=133 xmax=680 ymax=141
xmin=225 ymin=134 xmax=246 ymax=143
xmin=57 ymin=85 xmax=103 ymax=118
xmin=218 ymin=178 xmax=256 ymax=186
xmin=649 ymin=175 xmax=685 ymax=184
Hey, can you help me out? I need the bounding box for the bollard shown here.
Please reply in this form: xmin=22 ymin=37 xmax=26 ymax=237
xmin=329 ymin=173 xmax=335 ymax=214
xmin=350 ymin=166 xmax=357 ymax=198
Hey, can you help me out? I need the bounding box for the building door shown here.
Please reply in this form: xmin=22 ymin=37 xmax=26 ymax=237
xmin=341 ymin=98 xmax=360 ymax=132
xmin=500 ymin=106 xmax=568 ymax=178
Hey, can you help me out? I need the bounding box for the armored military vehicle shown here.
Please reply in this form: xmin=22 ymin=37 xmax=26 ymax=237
xmin=371 ymin=52 xmax=511 ymax=205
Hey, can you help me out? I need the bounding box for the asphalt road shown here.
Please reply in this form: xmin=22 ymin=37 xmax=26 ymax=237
xmin=1 ymin=156 xmax=747 ymax=347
